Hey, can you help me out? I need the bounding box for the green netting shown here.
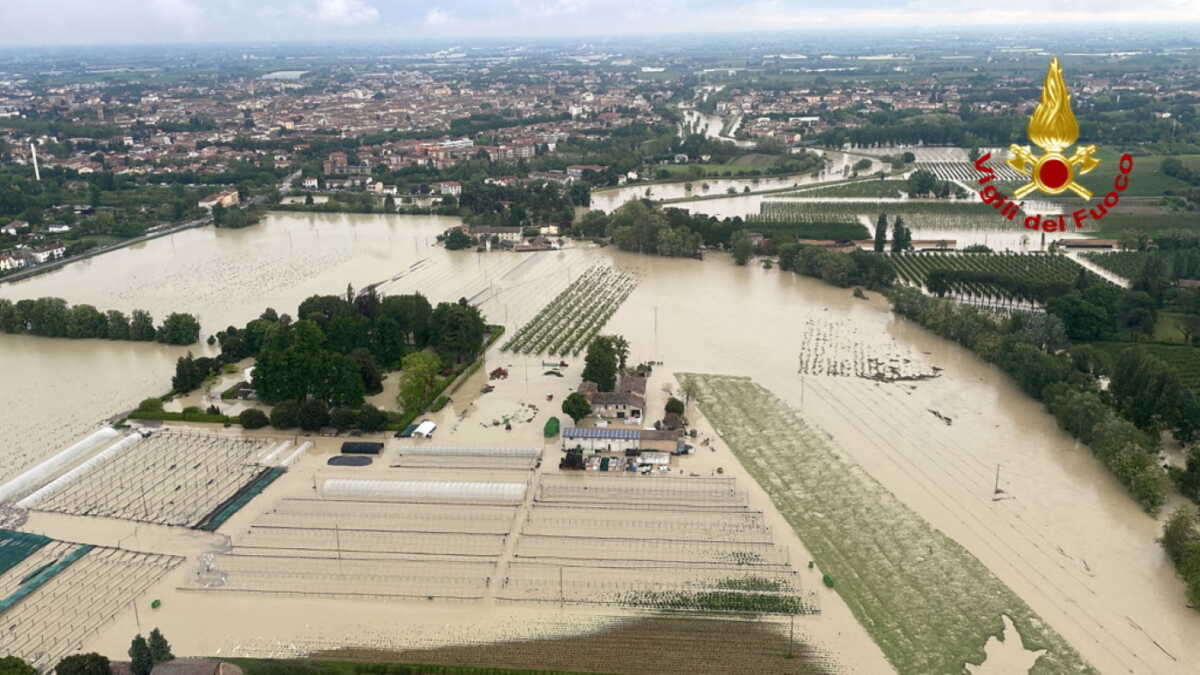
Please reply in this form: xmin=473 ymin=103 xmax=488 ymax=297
xmin=195 ymin=467 xmax=286 ymax=532
xmin=544 ymin=416 xmax=560 ymax=438
xmin=0 ymin=529 xmax=52 ymax=578
xmin=0 ymin=544 xmax=92 ymax=613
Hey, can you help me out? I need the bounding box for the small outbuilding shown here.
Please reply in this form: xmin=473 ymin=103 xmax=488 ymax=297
xmin=413 ymin=420 xmax=438 ymax=438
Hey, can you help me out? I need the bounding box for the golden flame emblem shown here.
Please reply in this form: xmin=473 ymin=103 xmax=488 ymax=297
xmin=1007 ymin=58 xmax=1100 ymax=200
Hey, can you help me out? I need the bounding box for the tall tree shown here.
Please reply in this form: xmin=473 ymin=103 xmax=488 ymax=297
xmin=873 ymin=212 xmax=888 ymax=252
xmin=890 ymin=216 xmax=911 ymax=252
xmin=607 ymin=335 xmax=630 ymax=371
xmin=129 ymin=635 xmax=152 ymax=675
xmin=398 ymin=351 xmax=441 ymax=412
xmin=148 ymin=628 xmax=174 ymax=664
xmin=731 ymin=230 xmax=753 ymax=265
xmin=582 ymin=337 xmax=618 ymax=391
xmin=51 ymin=654 xmax=108 ymax=675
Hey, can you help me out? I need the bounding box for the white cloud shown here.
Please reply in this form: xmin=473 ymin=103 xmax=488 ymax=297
xmin=426 ymin=7 xmax=451 ymax=25
xmin=312 ymin=0 xmax=380 ymax=26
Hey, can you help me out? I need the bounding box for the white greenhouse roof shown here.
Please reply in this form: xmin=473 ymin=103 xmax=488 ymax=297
xmin=322 ymin=479 xmax=526 ymax=503
xmin=400 ymin=446 xmax=541 ymax=458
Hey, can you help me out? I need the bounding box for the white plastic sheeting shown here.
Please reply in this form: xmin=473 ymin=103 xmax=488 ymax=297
xmin=0 ymin=427 xmax=121 ymax=503
xmin=259 ymin=441 xmax=292 ymax=466
xmin=279 ymin=441 xmax=312 ymax=467
xmin=17 ymin=432 xmax=143 ymax=508
xmin=400 ymin=447 xmax=541 ymax=458
xmin=321 ymin=478 xmax=526 ymax=503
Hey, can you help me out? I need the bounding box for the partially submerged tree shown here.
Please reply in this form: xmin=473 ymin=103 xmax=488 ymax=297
xmin=562 ymin=392 xmax=592 ymax=423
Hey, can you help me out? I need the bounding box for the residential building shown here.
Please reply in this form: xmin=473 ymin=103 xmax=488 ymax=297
xmin=567 ymin=164 xmax=607 ymax=180
xmin=198 ymin=188 xmax=240 ymax=210
xmin=0 ymin=253 xmax=26 ymax=272
xmin=470 ymin=225 xmax=522 ymax=243
xmin=0 ymin=220 xmax=29 ymax=237
xmin=30 ymin=241 xmax=65 ymax=264
xmin=435 ymin=181 xmax=462 ymax=196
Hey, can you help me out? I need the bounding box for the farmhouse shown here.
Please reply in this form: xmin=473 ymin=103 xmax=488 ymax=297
xmin=471 ymin=225 xmax=522 ymax=243
xmin=577 ymin=374 xmax=647 ymax=419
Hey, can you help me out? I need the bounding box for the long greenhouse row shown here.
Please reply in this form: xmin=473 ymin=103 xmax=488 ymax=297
xmin=502 ymin=263 xmax=637 ymax=356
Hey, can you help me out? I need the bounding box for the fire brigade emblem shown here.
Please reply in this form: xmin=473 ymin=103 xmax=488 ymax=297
xmin=1007 ymin=58 xmax=1100 ymax=200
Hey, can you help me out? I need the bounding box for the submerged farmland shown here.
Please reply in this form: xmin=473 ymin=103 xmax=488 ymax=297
xmin=502 ymin=262 xmax=636 ymax=355
xmin=677 ymin=372 xmax=1093 ymax=675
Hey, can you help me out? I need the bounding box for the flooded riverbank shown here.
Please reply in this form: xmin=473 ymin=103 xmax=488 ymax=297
xmin=1 ymin=210 xmax=1198 ymax=673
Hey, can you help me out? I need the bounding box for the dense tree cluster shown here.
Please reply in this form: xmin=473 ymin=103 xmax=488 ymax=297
xmin=777 ymin=245 xmax=896 ymax=289
xmin=927 ymin=269 xmax=1073 ymax=304
xmin=1161 ymin=507 xmax=1200 ymax=607
xmin=905 ymin=168 xmax=968 ymax=199
xmin=0 ymin=297 xmax=198 ymax=344
xmin=460 ymin=180 xmax=586 ymax=228
xmin=193 ymin=290 xmax=485 ymax=428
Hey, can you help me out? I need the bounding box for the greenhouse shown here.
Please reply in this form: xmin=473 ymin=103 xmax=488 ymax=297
xmin=399 ymin=446 xmax=541 ymax=458
xmin=321 ymin=478 xmax=527 ymax=503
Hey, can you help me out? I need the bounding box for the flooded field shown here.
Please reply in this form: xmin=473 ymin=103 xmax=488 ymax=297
xmin=590 ymin=150 xmax=885 ymax=214
xmin=1 ymin=211 xmax=1198 ymax=673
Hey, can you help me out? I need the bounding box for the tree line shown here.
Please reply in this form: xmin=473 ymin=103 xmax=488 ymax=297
xmin=0 ymin=297 xmax=199 ymax=344
xmin=889 ymin=287 xmax=1169 ymax=512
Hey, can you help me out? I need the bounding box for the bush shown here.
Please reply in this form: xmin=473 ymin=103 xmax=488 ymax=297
xmin=0 ymin=655 xmax=36 ymax=675
xmin=298 ymin=398 xmax=329 ymax=431
xmin=270 ymin=400 xmax=301 ymax=429
xmin=665 ymin=397 xmax=685 ymax=415
xmin=52 ymin=653 xmax=109 ymax=675
xmin=358 ymin=403 xmax=387 ymax=432
xmin=137 ymin=398 xmax=164 ymax=412
xmin=330 ymin=407 xmax=359 ymax=430
xmin=182 ymin=406 xmax=202 ymax=414
xmin=239 ymin=408 xmax=269 ymax=429
xmin=430 ymin=395 xmax=450 ymax=412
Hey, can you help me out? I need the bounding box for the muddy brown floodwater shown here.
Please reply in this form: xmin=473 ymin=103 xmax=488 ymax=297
xmin=1 ymin=210 xmax=1198 ymax=674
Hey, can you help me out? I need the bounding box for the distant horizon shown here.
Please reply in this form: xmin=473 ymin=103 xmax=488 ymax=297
xmin=1 ymin=0 xmax=1199 ymax=48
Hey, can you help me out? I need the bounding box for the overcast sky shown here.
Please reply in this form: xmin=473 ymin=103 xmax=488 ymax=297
xmin=2 ymin=0 xmax=1198 ymax=46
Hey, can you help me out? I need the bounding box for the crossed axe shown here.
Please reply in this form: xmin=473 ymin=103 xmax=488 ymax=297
xmin=1007 ymin=144 xmax=1100 ymax=200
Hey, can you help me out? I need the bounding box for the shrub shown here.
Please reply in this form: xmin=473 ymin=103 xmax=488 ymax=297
xmin=298 ymin=398 xmax=330 ymax=431
xmin=137 ymin=398 xmax=164 ymax=412
xmin=270 ymin=400 xmax=301 ymax=429
xmin=330 ymin=407 xmax=359 ymax=430
xmin=358 ymin=404 xmax=387 ymax=432
xmin=430 ymin=395 xmax=450 ymax=412
xmin=239 ymin=409 xmax=269 ymax=429
xmin=182 ymin=406 xmax=202 ymax=414
xmin=53 ymin=653 xmax=110 ymax=675
xmin=665 ymin=397 xmax=685 ymax=415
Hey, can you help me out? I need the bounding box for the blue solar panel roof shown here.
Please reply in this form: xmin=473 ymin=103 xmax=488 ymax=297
xmin=563 ymin=427 xmax=640 ymax=440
